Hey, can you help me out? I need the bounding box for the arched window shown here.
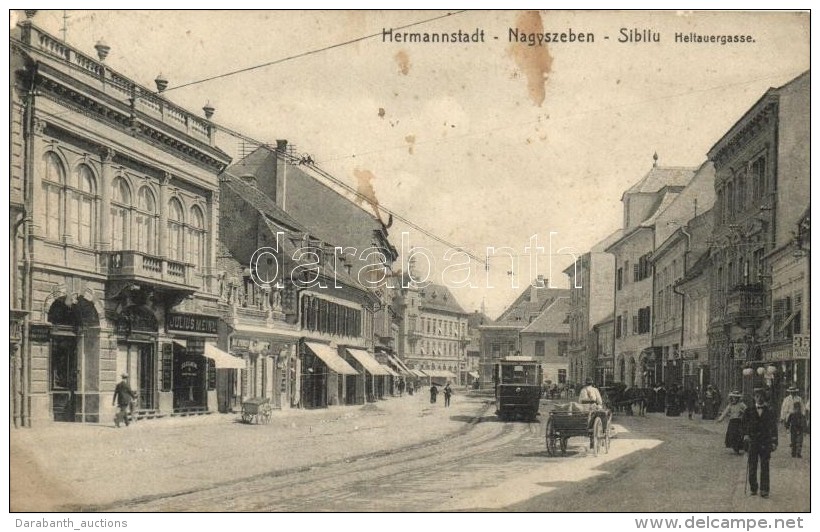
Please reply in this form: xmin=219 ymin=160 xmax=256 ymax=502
xmin=135 ymin=187 xmax=157 ymax=255
xmin=42 ymin=153 xmax=65 ymax=241
xmin=187 ymin=205 xmax=205 ymax=270
xmin=110 ymin=177 xmax=131 ymax=250
xmin=168 ymin=198 xmax=185 ymax=262
xmin=70 ymin=165 xmax=96 ymax=247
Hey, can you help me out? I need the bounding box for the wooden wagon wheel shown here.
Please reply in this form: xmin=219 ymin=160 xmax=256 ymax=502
xmin=592 ymin=417 xmax=603 ymax=457
xmin=604 ymin=411 xmax=612 ymax=454
xmin=545 ymin=418 xmax=558 ymax=456
xmin=560 ymin=438 xmax=568 ymax=456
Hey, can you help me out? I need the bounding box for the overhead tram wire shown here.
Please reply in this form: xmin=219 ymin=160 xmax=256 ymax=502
xmin=162 ymin=10 xmax=467 ymax=94
xmin=208 ymin=120 xmax=487 ymax=265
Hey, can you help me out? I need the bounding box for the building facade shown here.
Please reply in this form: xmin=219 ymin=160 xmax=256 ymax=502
xmin=606 ymin=161 xmax=696 ymax=387
xmin=397 ymin=282 xmax=468 ymax=384
xmin=705 ymin=71 xmax=809 ymax=403
xmin=10 ymin=21 xmax=232 ymax=426
xmin=564 ymin=230 xmax=619 ymax=386
xmin=520 ymin=298 xmax=570 ymax=385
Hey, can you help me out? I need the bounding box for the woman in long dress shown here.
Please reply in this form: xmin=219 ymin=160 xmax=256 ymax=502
xmin=716 ymin=390 xmax=747 ymax=454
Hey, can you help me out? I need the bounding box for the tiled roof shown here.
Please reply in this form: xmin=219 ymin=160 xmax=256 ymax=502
xmin=419 ymin=283 xmax=468 ymax=315
xmin=623 ymin=166 xmax=696 ymax=197
xmin=639 ymin=190 xmax=681 ymax=227
xmin=521 ymin=298 xmax=570 ymax=334
xmin=220 ymin=171 xmax=306 ymax=233
xmin=494 ymin=280 xmax=569 ymax=325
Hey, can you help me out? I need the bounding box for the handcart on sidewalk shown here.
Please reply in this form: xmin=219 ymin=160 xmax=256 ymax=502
xmin=240 ymin=397 xmax=273 ymax=424
xmin=545 ymin=402 xmax=612 ymax=457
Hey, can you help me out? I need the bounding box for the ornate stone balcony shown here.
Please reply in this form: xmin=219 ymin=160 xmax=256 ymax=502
xmin=100 ymin=251 xmax=196 ymax=291
xmin=725 ymin=284 xmax=767 ymax=328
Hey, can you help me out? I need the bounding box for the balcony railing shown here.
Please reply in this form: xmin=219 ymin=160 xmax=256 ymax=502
xmin=18 ymin=23 xmax=214 ymax=146
xmin=725 ymin=284 xmax=767 ymax=327
xmin=100 ymin=250 xmax=196 ymax=290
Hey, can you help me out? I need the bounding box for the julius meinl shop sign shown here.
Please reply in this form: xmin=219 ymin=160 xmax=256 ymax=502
xmin=166 ymin=312 xmax=219 ymax=335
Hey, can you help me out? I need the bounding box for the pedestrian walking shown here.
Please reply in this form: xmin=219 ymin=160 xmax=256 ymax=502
xmin=113 ymin=373 xmax=137 ymax=428
xmin=684 ymin=386 xmax=698 ymax=419
xmin=429 ymin=384 xmax=438 ymax=404
xmin=780 ymin=386 xmax=802 ymax=426
xmin=742 ymin=389 xmax=778 ymax=498
xmin=785 ymin=401 xmax=806 ymax=458
xmin=443 ymin=382 xmax=453 ymax=407
xmin=716 ymin=390 xmax=746 ymax=454
xmin=702 ymin=385 xmax=718 ymax=420
xmin=398 ymin=379 xmax=405 ymax=397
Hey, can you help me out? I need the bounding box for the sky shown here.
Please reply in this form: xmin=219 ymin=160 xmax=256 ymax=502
xmin=16 ymin=9 xmax=810 ymax=318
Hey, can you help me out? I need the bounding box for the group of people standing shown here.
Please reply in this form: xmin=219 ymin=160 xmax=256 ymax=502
xmin=714 ymin=385 xmax=808 ymax=499
xmin=429 ymin=382 xmax=454 ymax=407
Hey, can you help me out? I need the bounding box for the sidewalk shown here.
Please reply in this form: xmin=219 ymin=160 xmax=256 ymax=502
xmin=11 ymin=391 xmax=489 ymax=511
xmin=621 ymin=411 xmax=811 ymax=512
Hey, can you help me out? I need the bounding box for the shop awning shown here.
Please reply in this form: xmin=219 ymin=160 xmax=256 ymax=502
xmin=205 ymin=343 xmax=246 ymax=369
xmin=411 ymin=369 xmax=427 ymax=378
xmin=385 ymin=354 xmax=410 ymax=376
xmin=468 ymin=371 xmax=480 ymax=379
xmin=381 ymin=364 xmax=399 ymax=377
xmin=306 ymin=342 xmax=359 ymax=376
xmin=346 ymin=348 xmax=391 ymax=376
xmin=423 ymin=370 xmax=457 ymax=379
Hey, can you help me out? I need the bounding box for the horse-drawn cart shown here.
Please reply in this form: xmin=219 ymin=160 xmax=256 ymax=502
xmin=240 ymin=397 xmax=273 ymax=424
xmin=545 ymin=402 xmax=611 ymax=456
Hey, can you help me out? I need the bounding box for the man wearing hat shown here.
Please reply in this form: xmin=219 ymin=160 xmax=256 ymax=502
xmin=113 ymin=373 xmax=137 ymax=428
xmin=780 ymin=385 xmax=802 ymax=426
xmin=743 ymin=389 xmax=778 ymax=498
xmin=578 ymin=377 xmax=603 ymax=408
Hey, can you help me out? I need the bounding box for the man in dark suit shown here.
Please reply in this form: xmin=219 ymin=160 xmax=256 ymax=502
xmin=742 ymin=389 xmax=778 ymax=498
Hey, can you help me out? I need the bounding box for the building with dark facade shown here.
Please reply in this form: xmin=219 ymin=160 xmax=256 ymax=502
xmin=705 ymin=71 xmax=809 ymax=406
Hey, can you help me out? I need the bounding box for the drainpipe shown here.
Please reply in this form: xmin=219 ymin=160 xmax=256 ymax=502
xmin=673 ymin=226 xmax=692 ymax=388
xmin=21 ymin=61 xmax=38 ymax=427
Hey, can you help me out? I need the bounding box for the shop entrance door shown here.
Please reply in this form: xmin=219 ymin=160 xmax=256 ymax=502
xmin=173 ymin=349 xmax=206 ymax=409
xmin=138 ymin=344 xmax=155 ymax=410
xmin=50 ymin=335 xmax=78 ymax=422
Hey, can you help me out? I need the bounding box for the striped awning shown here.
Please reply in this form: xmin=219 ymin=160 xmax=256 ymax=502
xmin=423 ymin=370 xmax=457 ymax=379
xmin=380 ymin=364 xmax=399 ymax=377
xmin=306 ymin=342 xmax=359 ymax=376
xmin=346 ymin=348 xmax=391 ymax=376
xmin=468 ymin=371 xmax=480 ymax=379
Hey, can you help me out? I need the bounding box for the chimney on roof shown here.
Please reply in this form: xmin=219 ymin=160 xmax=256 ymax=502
xmin=276 ymin=139 xmax=288 ymax=152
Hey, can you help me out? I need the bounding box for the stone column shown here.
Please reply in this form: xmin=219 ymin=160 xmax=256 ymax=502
xmin=98 ymin=147 xmax=114 ymax=251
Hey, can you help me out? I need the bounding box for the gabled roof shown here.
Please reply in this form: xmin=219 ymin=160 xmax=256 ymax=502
xmin=521 ymin=298 xmax=570 ymax=335
xmin=590 ymin=228 xmax=624 ymax=253
xmin=494 ymin=279 xmax=569 ymax=325
xmin=622 ymin=166 xmax=696 ymax=199
xmin=468 ymin=311 xmax=493 ymax=328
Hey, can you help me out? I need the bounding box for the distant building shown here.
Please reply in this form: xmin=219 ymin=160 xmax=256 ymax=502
xmin=465 ymin=309 xmax=492 ymax=385
xmin=397 ymin=281 xmax=469 ymax=384
xmin=520 ymin=298 xmax=570 ymax=385
xmin=592 ymin=315 xmax=616 ymax=385
xmin=478 ymin=276 xmax=568 ymax=388
xmin=564 ymin=230 xmax=620 ymax=386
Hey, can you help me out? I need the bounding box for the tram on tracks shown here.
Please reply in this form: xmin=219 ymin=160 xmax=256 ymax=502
xmin=493 ymin=356 xmax=543 ymax=421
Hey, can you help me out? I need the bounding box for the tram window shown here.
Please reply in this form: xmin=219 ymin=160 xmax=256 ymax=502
xmin=500 ymin=364 xmax=537 ymax=384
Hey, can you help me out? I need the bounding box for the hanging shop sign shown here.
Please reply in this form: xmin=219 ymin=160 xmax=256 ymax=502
xmin=763 ymin=345 xmax=793 ymax=362
xmin=793 ymin=335 xmax=810 ymax=359
xmin=166 ymin=313 xmax=218 ymax=335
